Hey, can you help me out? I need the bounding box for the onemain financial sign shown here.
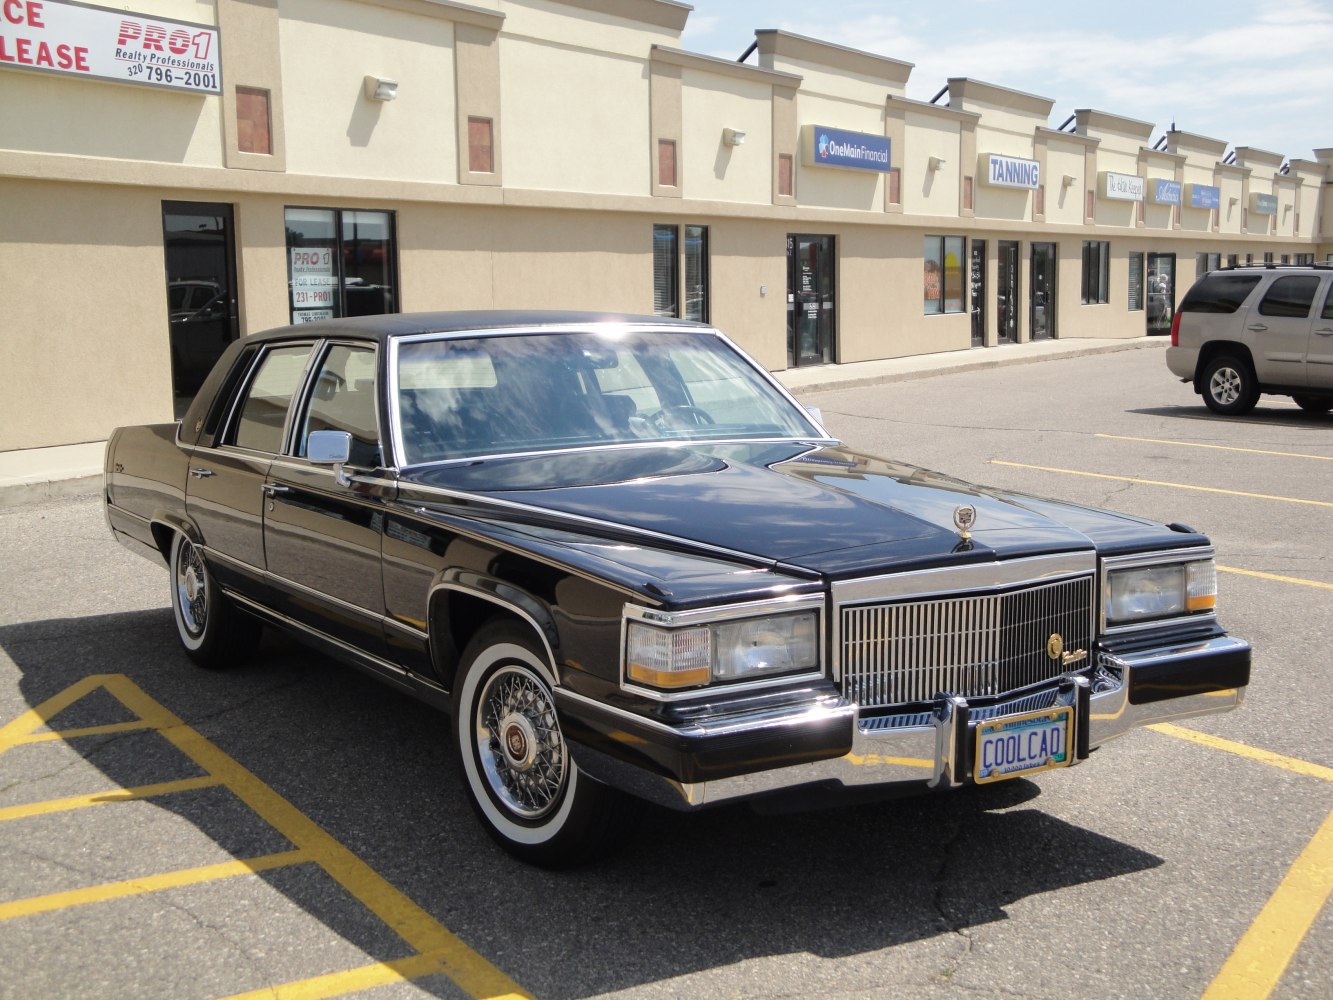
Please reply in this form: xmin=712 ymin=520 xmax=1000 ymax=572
xmin=802 ymin=125 xmax=891 ymax=173
xmin=982 ymin=154 xmax=1041 ymax=190
xmin=0 ymin=0 xmax=221 ymax=95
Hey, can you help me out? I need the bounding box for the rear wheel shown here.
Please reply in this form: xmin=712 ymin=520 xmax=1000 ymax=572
xmin=170 ymin=533 xmax=261 ymax=668
xmin=452 ymin=620 xmax=638 ymax=867
xmin=1200 ymin=355 xmax=1259 ymax=415
xmin=1292 ymin=394 xmax=1333 ymax=413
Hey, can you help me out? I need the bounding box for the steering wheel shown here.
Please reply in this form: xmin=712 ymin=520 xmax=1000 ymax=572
xmin=649 ymin=405 xmax=715 ymax=432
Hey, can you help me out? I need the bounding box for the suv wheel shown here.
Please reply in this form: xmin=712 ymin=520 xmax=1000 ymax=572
xmin=1291 ymin=394 xmax=1333 ymax=414
xmin=1201 ymin=355 xmax=1259 ymax=415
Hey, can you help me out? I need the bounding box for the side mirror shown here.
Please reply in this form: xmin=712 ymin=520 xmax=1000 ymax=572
xmin=308 ymin=430 xmax=352 ymax=486
xmin=805 ymin=405 xmax=824 ymax=426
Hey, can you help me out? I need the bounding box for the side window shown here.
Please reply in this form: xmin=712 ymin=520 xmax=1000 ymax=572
xmin=1257 ymin=276 xmax=1320 ymax=318
xmin=1322 ymin=283 xmax=1333 ymax=321
xmin=1179 ymin=274 xmax=1261 ymax=314
xmin=229 ymin=344 xmax=314 ymax=453
xmin=298 ymin=345 xmax=381 ymax=467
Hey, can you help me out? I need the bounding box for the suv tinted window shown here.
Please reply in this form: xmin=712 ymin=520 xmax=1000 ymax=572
xmin=1257 ymin=276 xmax=1320 ymax=318
xmin=1179 ymin=273 xmax=1261 ymax=314
xmin=1322 ymin=285 xmax=1333 ymax=321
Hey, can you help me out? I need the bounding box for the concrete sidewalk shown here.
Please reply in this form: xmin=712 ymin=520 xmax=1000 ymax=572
xmin=0 ymin=336 xmax=1165 ymax=505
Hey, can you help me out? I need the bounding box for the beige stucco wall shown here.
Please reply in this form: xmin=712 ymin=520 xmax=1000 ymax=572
xmin=0 ymin=179 xmax=174 ymax=450
xmin=902 ymin=113 xmax=960 ymax=217
xmin=279 ymin=0 xmax=457 ymax=183
xmin=680 ymin=69 xmax=773 ymax=204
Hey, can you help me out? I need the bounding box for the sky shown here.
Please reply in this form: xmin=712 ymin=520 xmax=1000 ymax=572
xmin=679 ymin=1 xmax=1333 ymax=164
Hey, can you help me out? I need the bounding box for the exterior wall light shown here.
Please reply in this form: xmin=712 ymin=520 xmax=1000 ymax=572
xmin=364 ymin=76 xmax=398 ymax=101
xmin=1062 ymin=174 xmax=1077 ymax=187
xmin=723 ymin=128 xmax=746 ymax=146
xmin=928 ymin=156 xmax=946 ymax=170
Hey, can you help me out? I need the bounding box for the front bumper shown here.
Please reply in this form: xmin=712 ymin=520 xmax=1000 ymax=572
xmin=561 ymin=635 xmax=1249 ymax=810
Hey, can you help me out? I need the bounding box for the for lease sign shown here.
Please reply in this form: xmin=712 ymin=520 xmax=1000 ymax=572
xmin=0 ymin=0 xmax=221 ymax=95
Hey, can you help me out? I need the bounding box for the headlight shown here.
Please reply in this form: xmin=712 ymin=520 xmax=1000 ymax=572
xmin=626 ymin=610 xmax=821 ymax=691
xmin=1106 ymin=558 xmax=1216 ymax=625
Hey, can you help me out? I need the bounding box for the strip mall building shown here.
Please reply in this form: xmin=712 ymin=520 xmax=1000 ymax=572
xmin=2 ymin=0 xmax=1330 ymax=466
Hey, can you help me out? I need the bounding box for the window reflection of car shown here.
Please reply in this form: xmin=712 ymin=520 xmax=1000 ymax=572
xmin=167 ymin=280 xmax=232 ymax=395
xmin=169 ymin=280 xmax=227 ymax=323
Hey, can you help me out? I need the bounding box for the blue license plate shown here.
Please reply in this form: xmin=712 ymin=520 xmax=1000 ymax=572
xmin=974 ymin=706 xmax=1073 ymax=784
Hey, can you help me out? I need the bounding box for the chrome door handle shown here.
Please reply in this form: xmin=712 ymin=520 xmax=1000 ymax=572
xmin=261 ymin=483 xmax=291 ymax=497
xmin=1246 ymin=324 xmax=1268 ymax=332
xmin=1315 ymin=328 xmax=1333 ymax=336
xmin=189 ymin=468 xmax=214 ymax=479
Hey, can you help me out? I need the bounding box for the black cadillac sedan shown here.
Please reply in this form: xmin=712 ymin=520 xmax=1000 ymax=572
xmin=104 ymin=311 xmax=1250 ymax=866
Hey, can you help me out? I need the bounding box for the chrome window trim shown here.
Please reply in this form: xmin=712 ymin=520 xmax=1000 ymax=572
xmin=385 ymin=323 xmax=835 ymax=471
xmin=619 ymin=593 xmax=826 ymax=702
xmin=1099 ymin=546 xmax=1218 ymax=635
xmin=394 ymin=436 xmax=840 ymax=472
xmin=287 ymin=339 xmax=383 ymax=464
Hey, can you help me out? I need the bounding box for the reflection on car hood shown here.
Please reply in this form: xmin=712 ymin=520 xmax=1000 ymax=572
xmin=399 ymin=443 xmax=1180 ymax=577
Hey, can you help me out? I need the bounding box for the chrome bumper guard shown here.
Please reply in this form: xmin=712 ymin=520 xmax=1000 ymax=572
xmin=575 ymin=636 xmax=1248 ymax=811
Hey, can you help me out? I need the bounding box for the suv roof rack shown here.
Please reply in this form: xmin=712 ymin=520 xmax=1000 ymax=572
xmin=1217 ymin=263 xmax=1332 ymax=272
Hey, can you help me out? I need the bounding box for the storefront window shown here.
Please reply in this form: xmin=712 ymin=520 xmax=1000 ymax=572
xmin=924 ymin=236 xmax=964 ymax=314
xmin=1082 ymin=241 xmax=1109 ymax=304
xmin=285 ymin=208 xmax=396 ymax=324
xmin=1127 ymin=252 xmax=1144 ymax=312
xmin=683 ymin=224 xmax=709 ymax=323
xmin=652 ymin=224 xmax=679 ymax=317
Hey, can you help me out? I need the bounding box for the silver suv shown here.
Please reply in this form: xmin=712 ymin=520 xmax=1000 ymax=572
xmin=1166 ymin=264 xmax=1333 ymax=415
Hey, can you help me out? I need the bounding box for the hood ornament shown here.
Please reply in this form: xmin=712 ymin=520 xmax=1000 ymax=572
xmin=953 ymin=503 xmax=977 ymax=541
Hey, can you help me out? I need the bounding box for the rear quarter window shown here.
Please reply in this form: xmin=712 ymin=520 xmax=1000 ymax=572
xmin=1179 ymin=273 xmax=1262 ymax=314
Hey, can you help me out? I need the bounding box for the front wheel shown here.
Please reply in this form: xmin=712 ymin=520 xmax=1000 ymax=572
xmin=170 ymin=533 xmax=260 ymax=668
xmin=1291 ymin=394 xmax=1333 ymax=414
xmin=1200 ymin=355 xmax=1259 ymax=415
xmin=452 ymin=621 xmax=638 ymax=867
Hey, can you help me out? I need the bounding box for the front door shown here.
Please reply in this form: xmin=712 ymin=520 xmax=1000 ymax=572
xmin=1030 ymin=242 xmax=1057 ymax=340
xmin=787 ymin=235 xmax=836 ymax=366
xmin=1146 ymin=253 xmax=1176 ymax=335
xmin=970 ymin=241 xmax=987 ymax=347
xmin=1312 ymin=281 xmax=1333 ymax=388
xmin=163 ymin=202 xmax=240 ymax=406
xmin=997 ymin=241 xmax=1019 ymax=344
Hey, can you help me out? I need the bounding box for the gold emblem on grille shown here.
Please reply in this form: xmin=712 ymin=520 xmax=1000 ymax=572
xmin=1046 ymin=633 xmax=1065 ymax=661
xmin=953 ymin=504 xmax=977 ymax=541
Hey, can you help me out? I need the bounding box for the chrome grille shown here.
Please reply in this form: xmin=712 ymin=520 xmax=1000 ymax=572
xmin=840 ymin=575 xmax=1094 ymax=708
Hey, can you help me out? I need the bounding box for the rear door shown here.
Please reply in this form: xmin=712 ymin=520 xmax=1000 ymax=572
xmin=186 ymin=342 xmax=317 ymax=594
xmin=1308 ymin=278 xmax=1333 ymax=389
xmin=1249 ymin=274 xmax=1320 ymax=386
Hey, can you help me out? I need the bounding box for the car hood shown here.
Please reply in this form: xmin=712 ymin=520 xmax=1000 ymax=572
xmin=399 ymin=443 xmax=1190 ymax=578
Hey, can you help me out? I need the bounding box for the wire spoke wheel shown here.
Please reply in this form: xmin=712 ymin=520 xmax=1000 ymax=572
xmin=174 ymin=537 xmax=209 ymax=638
xmin=474 ymin=666 xmax=567 ymax=820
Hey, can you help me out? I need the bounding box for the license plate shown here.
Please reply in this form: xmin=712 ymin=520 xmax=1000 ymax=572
xmin=973 ymin=706 xmax=1073 ymax=784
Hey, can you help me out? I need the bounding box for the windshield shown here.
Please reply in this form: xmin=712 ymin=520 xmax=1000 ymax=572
xmin=393 ymin=329 xmax=821 ymax=465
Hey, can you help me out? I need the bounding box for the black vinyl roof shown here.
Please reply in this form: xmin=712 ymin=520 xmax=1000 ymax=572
xmin=251 ymin=310 xmax=713 ymax=345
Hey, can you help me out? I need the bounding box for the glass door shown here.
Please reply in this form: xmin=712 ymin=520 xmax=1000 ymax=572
xmin=162 ymin=202 xmax=239 ymax=403
xmin=970 ymin=240 xmax=987 ymax=347
xmin=787 ymin=235 xmax=836 ymax=366
xmin=997 ymin=240 xmax=1019 ymax=344
xmin=1146 ymin=252 xmax=1176 ymax=335
xmin=1030 ymin=242 xmax=1057 ymax=340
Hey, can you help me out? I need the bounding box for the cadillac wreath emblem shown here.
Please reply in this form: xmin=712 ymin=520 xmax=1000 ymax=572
xmin=952 ymin=503 xmax=977 ymax=540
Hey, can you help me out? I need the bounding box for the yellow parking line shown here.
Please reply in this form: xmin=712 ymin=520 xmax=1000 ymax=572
xmin=1201 ymin=806 xmax=1333 ymax=1000
xmin=1150 ymin=724 xmax=1333 ymax=783
xmin=0 ymin=720 xmax=150 ymax=752
xmin=1094 ymin=434 xmax=1333 ymax=462
xmin=0 ymin=675 xmax=532 ymax=1000
xmin=220 ymin=950 xmax=469 ymax=1000
xmin=990 ymin=460 xmax=1333 ymax=508
xmin=0 ymin=775 xmax=222 ymax=823
xmin=1217 ymin=566 xmax=1333 ymax=591
xmin=0 ymin=850 xmax=309 ymax=922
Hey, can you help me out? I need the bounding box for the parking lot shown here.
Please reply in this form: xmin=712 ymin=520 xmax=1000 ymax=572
xmin=1 ymin=344 xmax=1329 ymax=999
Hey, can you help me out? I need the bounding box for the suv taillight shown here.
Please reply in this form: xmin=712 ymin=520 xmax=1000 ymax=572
xmin=1169 ymin=309 xmax=1183 ymax=347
